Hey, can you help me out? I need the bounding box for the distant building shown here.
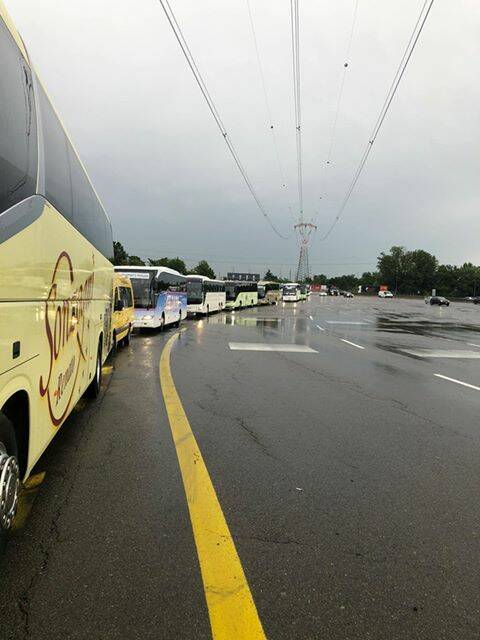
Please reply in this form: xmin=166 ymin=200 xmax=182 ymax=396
xmin=226 ymin=272 xmax=260 ymax=282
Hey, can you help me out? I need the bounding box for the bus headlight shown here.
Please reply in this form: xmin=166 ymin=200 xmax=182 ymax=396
xmin=142 ymin=314 xmax=154 ymax=320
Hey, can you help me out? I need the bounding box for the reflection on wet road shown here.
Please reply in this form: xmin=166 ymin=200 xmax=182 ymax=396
xmin=1 ymin=295 xmax=480 ymax=639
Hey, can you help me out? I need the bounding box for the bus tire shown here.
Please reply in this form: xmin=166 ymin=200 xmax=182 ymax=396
xmin=86 ymin=340 xmax=102 ymax=399
xmin=159 ymin=315 xmax=165 ymax=332
xmin=206 ymin=305 xmax=210 ymax=316
xmin=0 ymin=414 xmax=20 ymax=554
xmin=123 ymin=328 xmax=131 ymax=347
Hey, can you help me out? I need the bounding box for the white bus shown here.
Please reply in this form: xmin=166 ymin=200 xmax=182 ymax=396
xmin=115 ymin=266 xmax=187 ymax=330
xmin=282 ymin=283 xmax=301 ymax=302
xmin=0 ymin=2 xmax=114 ymax=545
xmin=186 ymin=275 xmax=226 ymax=315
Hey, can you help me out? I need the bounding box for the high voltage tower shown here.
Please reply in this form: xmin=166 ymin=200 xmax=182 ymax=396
xmin=295 ymin=221 xmax=317 ymax=281
xmin=290 ymin=0 xmax=316 ymax=281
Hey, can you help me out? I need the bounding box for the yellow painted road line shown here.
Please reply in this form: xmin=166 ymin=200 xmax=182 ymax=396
xmin=159 ymin=333 xmax=267 ymax=640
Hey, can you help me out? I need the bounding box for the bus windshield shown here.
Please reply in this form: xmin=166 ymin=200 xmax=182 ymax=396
xmin=187 ymin=281 xmax=203 ymax=304
xmin=117 ymin=269 xmax=154 ymax=308
xmin=284 ymin=285 xmax=297 ymax=293
xmin=225 ymin=283 xmax=237 ymax=300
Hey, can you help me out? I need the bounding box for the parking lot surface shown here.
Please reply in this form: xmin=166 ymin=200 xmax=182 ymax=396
xmin=1 ymin=296 xmax=479 ymax=639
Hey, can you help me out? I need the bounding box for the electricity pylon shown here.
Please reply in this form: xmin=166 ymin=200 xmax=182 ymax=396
xmin=295 ymin=222 xmax=317 ymax=281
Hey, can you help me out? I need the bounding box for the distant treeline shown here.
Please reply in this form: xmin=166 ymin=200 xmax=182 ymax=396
xmin=113 ymin=242 xmax=480 ymax=297
xmin=310 ymin=246 xmax=480 ymax=297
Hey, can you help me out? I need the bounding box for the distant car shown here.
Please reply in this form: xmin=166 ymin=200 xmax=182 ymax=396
xmin=329 ymin=288 xmax=340 ymax=296
xmin=427 ymin=296 xmax=450 ymax=306
xmin=318 ymin=291 xmax=328 ymax=297
xmin=473 ymin=297 xmax=480 ymax=305
xmin=378 ymin=290 xmax=393 ymax=298
xmin=343 ymin=292 xmax=354 ymax=298
xmin=465 ymin=296 xmax=475 ymax=302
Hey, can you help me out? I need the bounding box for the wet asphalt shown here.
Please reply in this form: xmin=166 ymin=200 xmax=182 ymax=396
xmin=1 ymin=295 xmax=479 ymax=639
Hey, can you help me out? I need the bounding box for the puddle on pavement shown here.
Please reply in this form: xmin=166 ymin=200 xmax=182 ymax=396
xmin=374 ymin=316 xmax=480 ymax=339
xmin=216 ymin=316 xmax=282 ymax=327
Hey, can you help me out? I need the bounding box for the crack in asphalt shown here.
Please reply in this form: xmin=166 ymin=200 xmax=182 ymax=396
xmin=271 ymin=349 xmax=476 ymax=446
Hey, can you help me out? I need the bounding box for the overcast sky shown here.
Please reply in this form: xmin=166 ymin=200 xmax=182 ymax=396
xmin=6 ymin=0 xmax=480 ymax=277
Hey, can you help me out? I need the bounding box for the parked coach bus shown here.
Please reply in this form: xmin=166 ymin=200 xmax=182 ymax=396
xmin=224 ymin=281 xmax=258 ymax=310
xmin=258 ymin=281 xmax=281 ymax=305
xmin=186 ymin=275 xmax=226 ymax=315
xmin=0 ymin=2 xmax=114 ymax=544
xmin=282 ymin=283 xmax=301 ymax=302
xmin=115 ymin=266 xmax=187 ymax=330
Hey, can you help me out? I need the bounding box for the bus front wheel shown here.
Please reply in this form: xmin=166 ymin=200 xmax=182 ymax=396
xmin=0 ymin=414 xmax=20 ymax=553
xmin=86 ymin=341 xmax=102 ymax=399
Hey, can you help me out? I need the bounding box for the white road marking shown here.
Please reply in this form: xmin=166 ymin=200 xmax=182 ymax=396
xmin=229 ymin=342 xmax=317 ymax=353
xmin=467 ymin=343 xmax=480 ymax=348
xmin=316 ymin=324 xmax=325 ymax=331
xmin=340 ymin=339 xmax=365 ymax=350
xmin=326 ymin=321 xmax=371 ymax=325
xmin=434 ymin=374 xmax=480 ymax=391
xmin=402 ymin=349 xmax=480 ymax=359
xmin=309 ymin=315 xmax=314 ymax=321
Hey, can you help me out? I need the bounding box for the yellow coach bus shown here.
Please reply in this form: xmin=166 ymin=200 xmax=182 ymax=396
xmin=0 ymin=3 xmax=113 ymax=543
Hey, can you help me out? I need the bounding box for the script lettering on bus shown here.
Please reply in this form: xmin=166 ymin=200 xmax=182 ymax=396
xmin=39 ymin=251 xmax=95 ymax=427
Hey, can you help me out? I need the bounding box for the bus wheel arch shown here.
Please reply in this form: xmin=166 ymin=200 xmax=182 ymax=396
xmin=1 ymin=391 xmax=29 ymax=481
xmin=86 ymin=335 xmax=103 ymax=399
xmin=0 ymin=393 xmax=27 ymax=545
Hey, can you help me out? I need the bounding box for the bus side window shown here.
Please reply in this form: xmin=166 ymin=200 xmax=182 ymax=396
xmin=114 ymin=288 xmax=120 ymax=306
xmin=37 ymin=84 xmax=73 ymax=223
xmin=37 ymin=79 xmax=113 ymax=259
xmin=0 ymin=19 xmax=37 ymax=215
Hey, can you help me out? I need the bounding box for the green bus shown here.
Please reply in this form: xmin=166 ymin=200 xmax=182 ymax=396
xmin=299 ymin=283 xmax=308 ymax=301
xmin=224 ymin=281 xmax=258 ymax=310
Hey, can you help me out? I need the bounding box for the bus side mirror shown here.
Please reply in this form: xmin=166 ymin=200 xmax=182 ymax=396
xmin=114 ymin=300 xmax=124 ymax=312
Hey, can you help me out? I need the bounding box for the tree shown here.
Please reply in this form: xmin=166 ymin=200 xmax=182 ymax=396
xmin=312 ymin=274 xmax=327 ymax=285
xmin=113 ymin=241 xmax=129 ymax=265
xmin=148 ymin=257 xmax=187 ymax=274
xmin=327 ymin=274 xmax=358 ymax=291
xmin=377 ymin=245 xmax=406 ymax=292
xmin=193 ymin=260 xmax=215 ymax=279
xmin=128 ymin=255 xmax=145 ymax=266
xmin=402 ymin=249 xmax=437 ymax=294
xmin=359 ymin=271 xmax=379 ymax=288
xmin=264 ymin=269 xmax=277 ymax=280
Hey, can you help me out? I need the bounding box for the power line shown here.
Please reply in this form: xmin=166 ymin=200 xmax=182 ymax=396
xmin=314 ymin=0 xmax=359 ymax=227
xmin=318 ymin=0 xmax=435 ymax=241
xmin=290 ymin=0 xmax=303 ymax=221
xmin=325 ymin=0 xmax=359 ymax=168
xmin=156 ymin=0 xmax=291 ymax=240
xmin=245 ymin=0 xmax=289 ymax=204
